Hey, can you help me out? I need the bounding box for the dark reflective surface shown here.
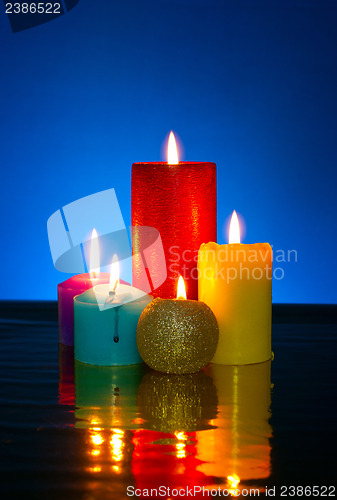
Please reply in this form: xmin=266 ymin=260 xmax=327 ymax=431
xmin=0 ymin=302 xmax=336 ymax=498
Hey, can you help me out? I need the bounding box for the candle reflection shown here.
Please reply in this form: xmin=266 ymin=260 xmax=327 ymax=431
xmin=58 ymin=344 xmax=75 ymax=407
xmin=198 ymin=361 xmax=273 ymax=494
xmin=69 ymin=358 xmax=272 ymax=495
xmin=74 ymin=362 xmax=145 ymax=494
xmin=75 ymin=361 xmax=146 ymax=429
xmin=131 ymin=428 xmax=210 ymax=494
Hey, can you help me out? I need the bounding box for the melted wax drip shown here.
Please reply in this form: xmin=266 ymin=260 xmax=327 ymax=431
xmin=114 ymin=308 xmax=119 ymax=343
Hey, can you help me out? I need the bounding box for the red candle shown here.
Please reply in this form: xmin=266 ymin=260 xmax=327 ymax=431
xmin=132 ymin=132 xmax=217 ymax=300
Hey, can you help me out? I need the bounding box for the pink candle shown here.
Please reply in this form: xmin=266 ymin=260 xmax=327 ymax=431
xmin=58 ymin=272 xmax=110 ymax=346
xmin=58 ymin=228 xmax=109 ymax=345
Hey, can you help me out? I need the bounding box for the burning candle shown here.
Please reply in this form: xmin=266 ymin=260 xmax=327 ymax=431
xmin=57 ymin=229 xmax=110 ymax=346
xmin=198 ymin=211 xmax=272 ymax=365
xmin=136 ymin=276 xmax=219 ymax=374
xmin=74 ymin=255 xmax=153 ymax=366
xmin=132 ymin=132 xmax=217 ymax=300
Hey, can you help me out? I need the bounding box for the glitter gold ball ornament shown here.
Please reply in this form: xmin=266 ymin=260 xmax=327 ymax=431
xmin=136 ymin=297 xmax=219 ymax=374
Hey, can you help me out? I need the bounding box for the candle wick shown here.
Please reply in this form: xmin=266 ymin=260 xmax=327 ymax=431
xmin=114 ymin=308 xmax=119 ymax=343
xmin=109 ymin=279 xmax=119 ymax=296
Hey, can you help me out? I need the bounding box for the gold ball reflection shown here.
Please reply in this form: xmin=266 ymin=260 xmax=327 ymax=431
xmin=137 ymin=370 xmax=218 ymax=433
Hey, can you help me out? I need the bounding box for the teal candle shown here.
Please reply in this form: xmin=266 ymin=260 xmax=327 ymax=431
xmin=74 ymin=283 xmax=153 ymax=366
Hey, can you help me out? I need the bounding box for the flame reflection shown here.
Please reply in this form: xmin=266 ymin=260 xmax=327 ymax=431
xmin=91 ymin=432 xmax=104 ymax=446
xmin=227 ymin=474 xmax=240 ymax=497
xmin=110 ymin=430 xmax=124 ymax=462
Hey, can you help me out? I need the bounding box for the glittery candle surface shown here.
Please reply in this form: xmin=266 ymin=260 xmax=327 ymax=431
xmin=136 ymin=298 xmax=219 ymax=374
xmin=131 ymin=162 xmax=217 ymax=300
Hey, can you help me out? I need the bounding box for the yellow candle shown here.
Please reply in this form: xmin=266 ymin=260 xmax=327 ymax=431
xmin=198 ymin=211 xmax=272 ymax=365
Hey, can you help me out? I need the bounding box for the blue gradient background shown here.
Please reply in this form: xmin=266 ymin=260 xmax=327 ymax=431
xmin=0 ymin=0 xmax=336 ymax=303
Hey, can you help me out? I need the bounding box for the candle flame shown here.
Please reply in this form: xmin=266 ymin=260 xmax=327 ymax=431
xmin=109 ymin=254 xmax=120 ymax=293
xmin=229 ymin=210 xmax=241 ymax=244
xmin=167 ymin=131 xmax=179 ymax=164
xmin=176 ymin=275 xmax=187 ymax=300
xmin=90 ymin=229 xmax=100 ymax=279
